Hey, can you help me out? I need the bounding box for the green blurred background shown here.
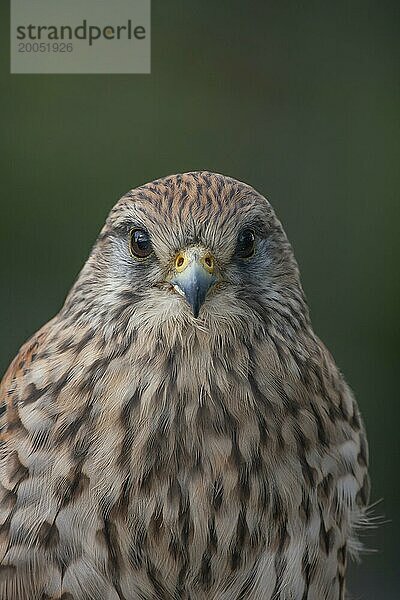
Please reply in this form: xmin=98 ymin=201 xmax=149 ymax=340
xmin=1 ymin=1 xmax=399 ymax=597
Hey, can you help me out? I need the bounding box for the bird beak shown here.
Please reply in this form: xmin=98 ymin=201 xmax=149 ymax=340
xmin=170 ymin=248 xmax=218 ymax=318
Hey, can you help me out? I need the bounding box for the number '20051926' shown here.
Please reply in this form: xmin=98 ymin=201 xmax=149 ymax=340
xmin=18 ymin=42 xmax=73 ymax=52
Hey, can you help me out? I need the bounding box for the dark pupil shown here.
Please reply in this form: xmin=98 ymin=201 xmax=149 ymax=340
xmin=238 ymin=229 xmax=255 ymax=256
xmin=131 ymin=229 xmax=151 ymax=257
xmin=135 ymin=231 xmax=149 ymax=249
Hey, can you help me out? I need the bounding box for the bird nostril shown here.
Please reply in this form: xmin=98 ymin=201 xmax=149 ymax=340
xmin=203 ymin=254 xmax=214 ymax=272
xmin=175 ymin=252 xmax=188 ymax=272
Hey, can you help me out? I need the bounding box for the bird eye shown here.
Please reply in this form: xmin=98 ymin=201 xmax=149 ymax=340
xmin=129 ymin=229 xmax=153 ymax=259
xmin=236 ymin=229 xmax=255 ymax=258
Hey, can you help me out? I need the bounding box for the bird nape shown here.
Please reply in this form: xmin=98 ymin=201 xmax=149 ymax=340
xmin=0 ymin=172 xmax=370 ymax=600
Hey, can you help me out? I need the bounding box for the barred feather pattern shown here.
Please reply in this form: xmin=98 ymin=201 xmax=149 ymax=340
xmin=0 ymin=172 xmax=369 ymax=599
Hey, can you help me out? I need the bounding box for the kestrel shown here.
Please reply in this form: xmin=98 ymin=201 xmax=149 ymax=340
xmin=0 ymin=172 xmax=369 ymax=599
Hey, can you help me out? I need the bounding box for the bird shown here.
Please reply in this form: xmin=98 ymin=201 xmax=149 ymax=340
xmin=0 ymin=171 xmax=369 ymax=600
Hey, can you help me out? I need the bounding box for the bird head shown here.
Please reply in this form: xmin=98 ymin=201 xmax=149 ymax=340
xmin=65 ymin=172 xmax=308 ymax=338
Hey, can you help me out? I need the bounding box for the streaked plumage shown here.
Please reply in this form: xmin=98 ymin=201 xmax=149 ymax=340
xmin=0 ymin=172 xmax=369 ymax=599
